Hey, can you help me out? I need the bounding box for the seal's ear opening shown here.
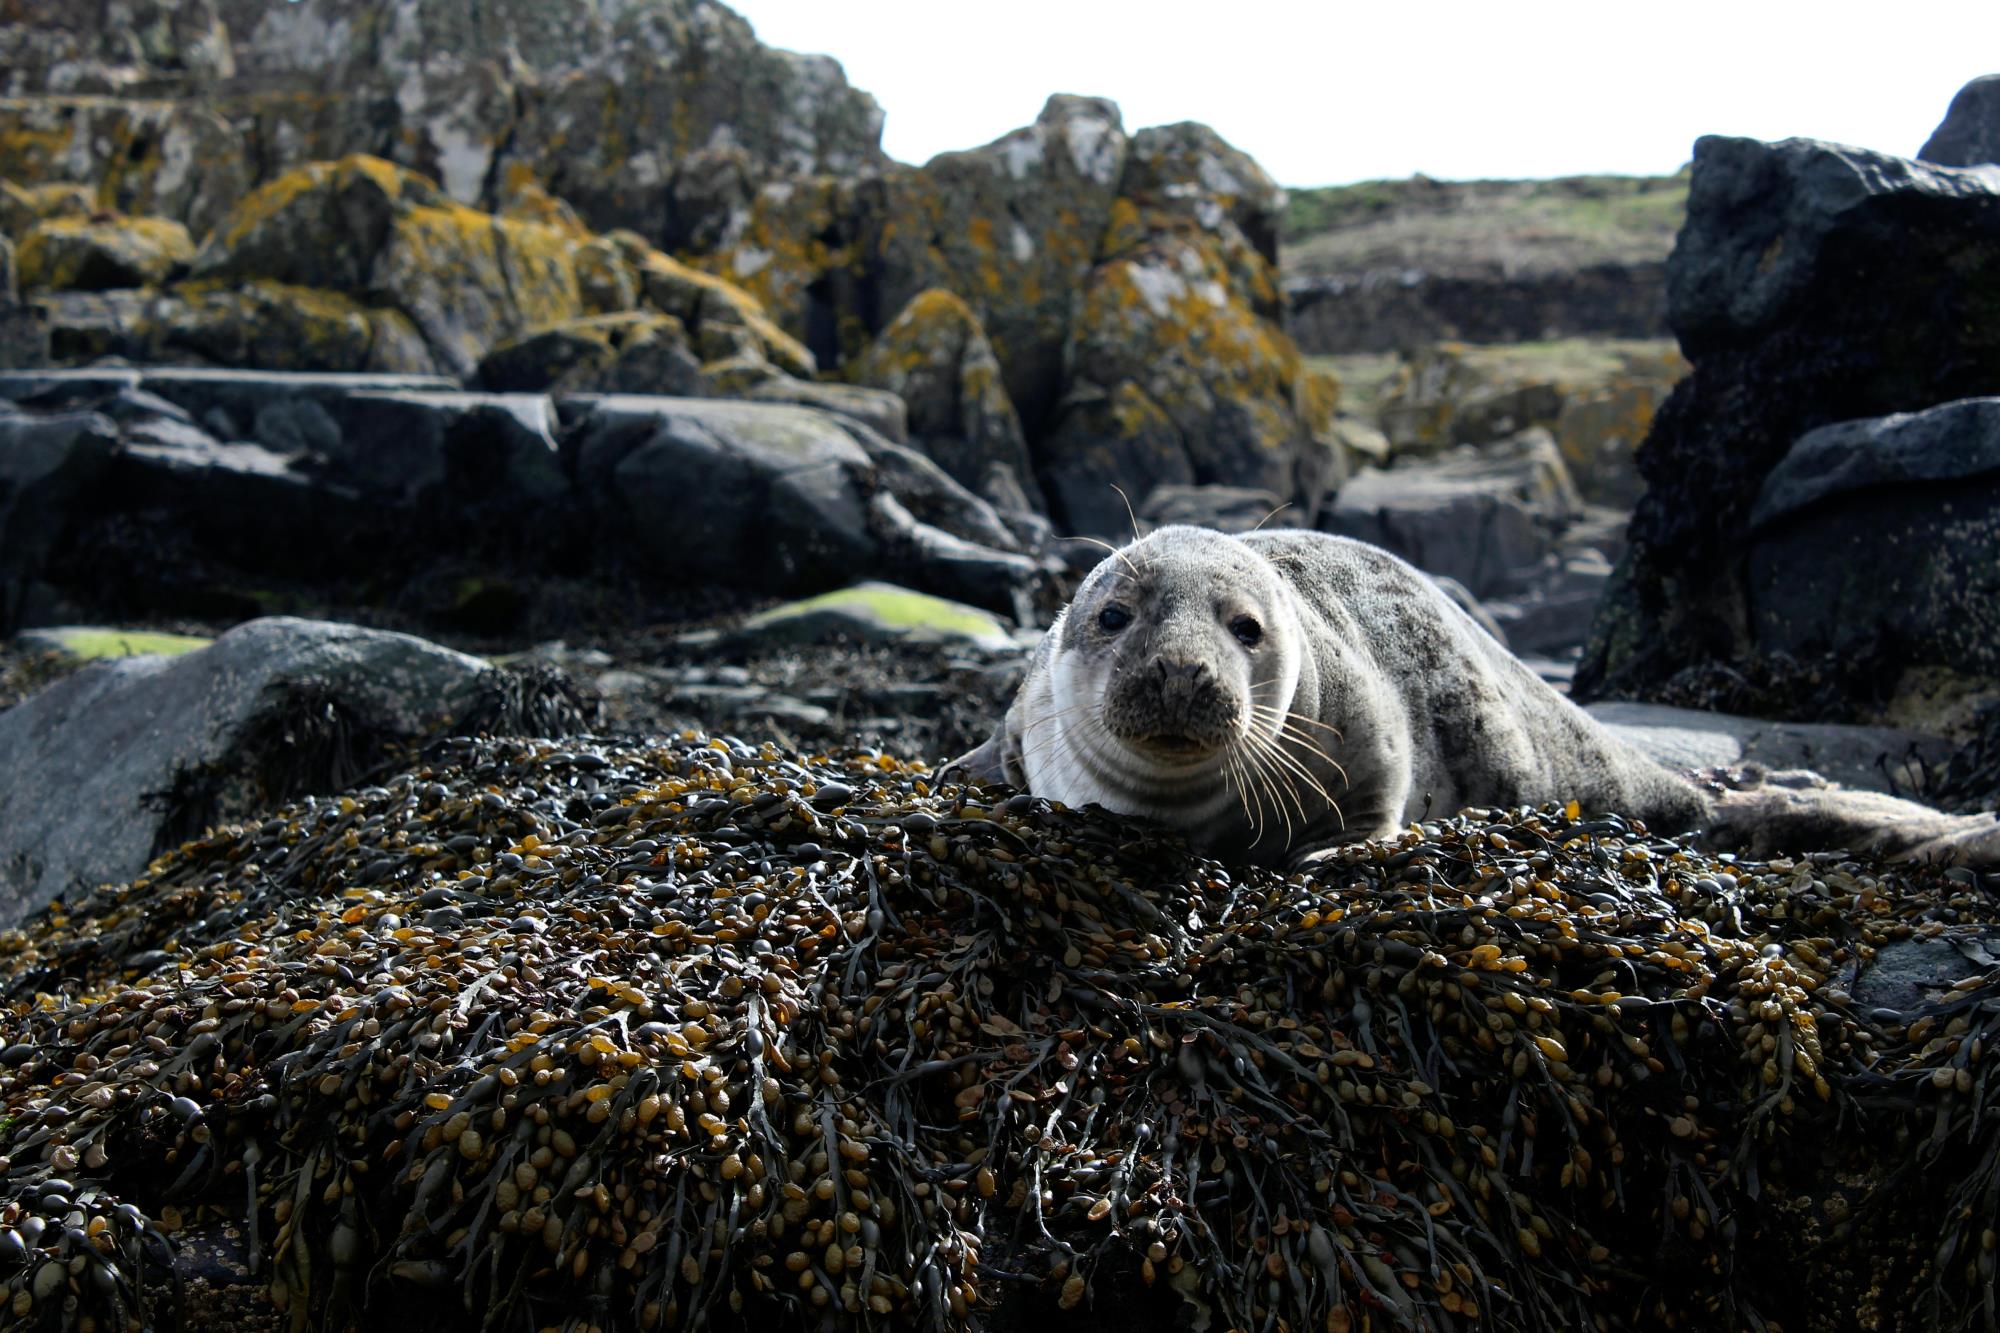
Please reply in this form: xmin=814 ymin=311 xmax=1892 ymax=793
xmin=940 ymin=724 xmax=1014 ymax=788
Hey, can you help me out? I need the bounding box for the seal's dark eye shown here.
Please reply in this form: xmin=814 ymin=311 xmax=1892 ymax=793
xmin=1230 ymin=615 xmax=1263 ymax=647
xmin=1097 ymin=604 xmax=1132 ymax=634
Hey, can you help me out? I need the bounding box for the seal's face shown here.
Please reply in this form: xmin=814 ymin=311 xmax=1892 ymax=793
xmin=1041 ymin=527 xmax=1304 ymax=794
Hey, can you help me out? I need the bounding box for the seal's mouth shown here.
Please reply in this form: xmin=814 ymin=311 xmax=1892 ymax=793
xmin=1132 ymin=732 xmax=1219 ymax=759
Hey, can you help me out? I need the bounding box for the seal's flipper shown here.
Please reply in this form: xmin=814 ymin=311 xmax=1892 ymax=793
xmin=1703 ymin=782 xmax=2000 ymax=867
xmin=940 ymin=719 xmax=1017 ymax=789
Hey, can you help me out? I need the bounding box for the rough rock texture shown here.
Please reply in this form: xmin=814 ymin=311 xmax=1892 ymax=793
xmin=38 ymin=281 xmax=437 ymax=374
xmin=15 ymin=214 xmax=194 ymax=291
xmin=1040 ymin=124 xmax=1339 ymax=535
xmin=848 ymin=288 xmax=1038 ymax=508
xmin=1742 ymin=398 xmax=2000 ymax=690
xmin=475 ymin=313 xmax=709 ymax=398
xmin=0 ymin=0 xmax=886 ymax=245
xmin=0 ymin=616 xmax=491 ymax=924
xmin=1577 ymin=137 xmax=2000 ymax=712
xmin=1319 ymin=431 xmax=1583 ymax=598
xmin=1138 ymin=483 xmax=1290 ymax=533
xmin=190 ymin=155 xmax=582 ymax=379
xmin=0 ymin=369 xmax=1045 ymax=635
xmin=1919 ymin=74 xmax=2000 ymax=167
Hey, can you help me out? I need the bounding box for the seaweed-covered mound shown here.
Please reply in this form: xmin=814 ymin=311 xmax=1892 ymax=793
xmin=0 ymin=735 xmax=1997 ymax=1331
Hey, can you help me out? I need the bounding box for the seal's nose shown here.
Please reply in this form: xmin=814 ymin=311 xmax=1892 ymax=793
xmin=1153 ymin=658 xmax=1210 ymax=713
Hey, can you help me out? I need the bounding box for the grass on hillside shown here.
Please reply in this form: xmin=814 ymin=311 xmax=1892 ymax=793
xmin=1281 ymin=174 xmax=1689 ymax=279
xmin=1308 ymin=337 xmax=1686 ymax=420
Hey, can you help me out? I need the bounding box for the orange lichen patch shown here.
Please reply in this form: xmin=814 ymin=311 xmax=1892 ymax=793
xmin=1298 ymin=369 xmax=1342 ymax=435
xmin=209 ymin=155 xmax=441 ymax=258
xmin=633 ymin=240 xmax=814 ymax=378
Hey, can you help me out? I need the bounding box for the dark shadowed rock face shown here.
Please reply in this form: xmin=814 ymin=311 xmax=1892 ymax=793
xmin=1577 ymin=136 xmax=2000 ymax=711
xmin=1920 ymin=74 xmax=2000 ymax=167
xmin=1742 ymin=398 xmax=2000 ymax=687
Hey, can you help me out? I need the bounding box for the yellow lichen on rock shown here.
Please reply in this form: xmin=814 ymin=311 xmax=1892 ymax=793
xmin=17 ymin=215 xmax=195 ymax=291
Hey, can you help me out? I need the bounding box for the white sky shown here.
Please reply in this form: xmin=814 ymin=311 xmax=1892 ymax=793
xmin=728 ymin=0 xmax=2000 ymax=186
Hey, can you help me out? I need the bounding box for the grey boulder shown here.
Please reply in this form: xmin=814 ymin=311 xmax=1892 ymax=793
xmin=0 ymin=617 xmax=492 ymax=925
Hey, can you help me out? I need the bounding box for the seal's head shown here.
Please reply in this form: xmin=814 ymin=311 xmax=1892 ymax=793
xmin=1029 ymin=527 xmax=1306 ymax=814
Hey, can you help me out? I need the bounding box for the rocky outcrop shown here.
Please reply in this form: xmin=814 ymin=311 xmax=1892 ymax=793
xmin=0 ymin=0 xmax=886 ymax=246
xmin=1038 ymin=123 xmax=1341 ymax=535
xmin=1577 ymin=137 xmax=2000 ymax=717
xmin=702 ymin=101 xmax=1336 ymax=538
xmin=0 ymin=616 xmax=493 ymax=924
xmin=0 ymin=368 xmax=1044 ymax=633
xmin=15 ymin=215 xmax=193 ymax=290
xmin=849 ymin=288 xmax=1039 ymax=510
xmin=1919 ymin=74 xmax=2000 ymax=167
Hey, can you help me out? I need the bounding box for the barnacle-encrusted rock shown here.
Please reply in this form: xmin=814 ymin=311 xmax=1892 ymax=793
xmin=15 ymin=214 xmax=194 ymax=291
xmin=1577 ymin=137 xmax=2000 ymax=714
xmin=850 ymin=289 xmax=1040 ymax=511
xmin=0 ymin=731 xmax=1996 ymax=1330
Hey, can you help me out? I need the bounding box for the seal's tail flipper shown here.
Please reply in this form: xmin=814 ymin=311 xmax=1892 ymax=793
xmin=1702 ymin=777 xmax=2000 ymax=866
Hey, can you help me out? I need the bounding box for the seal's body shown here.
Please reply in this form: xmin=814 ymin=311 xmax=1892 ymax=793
xmin=951 ymin=526 xmax=1710 ymax=865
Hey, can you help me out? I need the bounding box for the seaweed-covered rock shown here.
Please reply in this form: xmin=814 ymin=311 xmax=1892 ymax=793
xmin=1 ymin=733 xmax=1998 ymax=1330
xmin=1577 ymin=137 xmax=2000 ymax=708
xmin=1919 ymin=73 xmax=2000 ymax=166
xmin=0 ymin=616 xmax=491 ymax=923
xmin=15 ymin=214 xmax=194 ymax=291
xmin=849 ymin=288 xmax=1037 ymax=506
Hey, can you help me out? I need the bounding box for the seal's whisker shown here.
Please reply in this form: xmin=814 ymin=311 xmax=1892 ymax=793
xmin=1108 ymin=483 xmax=1145 ymax=544
xmin=1060 ymin=534 xmax=1142 ymax=579
xmin=1237 ymin=733 xmax=1303 ymax=845
xmin=1249 ymin=501 xmax=1293 ymax=532
xmin=1246 ymin=728 xmax=1337 ymax=826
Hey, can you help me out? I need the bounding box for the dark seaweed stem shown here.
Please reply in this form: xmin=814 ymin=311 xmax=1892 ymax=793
xmin=0 ymin=735 xmax=1994 ymax=1331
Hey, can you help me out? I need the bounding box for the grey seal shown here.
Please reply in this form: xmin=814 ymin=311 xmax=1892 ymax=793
xmin=949 ymin=526 xmax=2000 ymax=868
